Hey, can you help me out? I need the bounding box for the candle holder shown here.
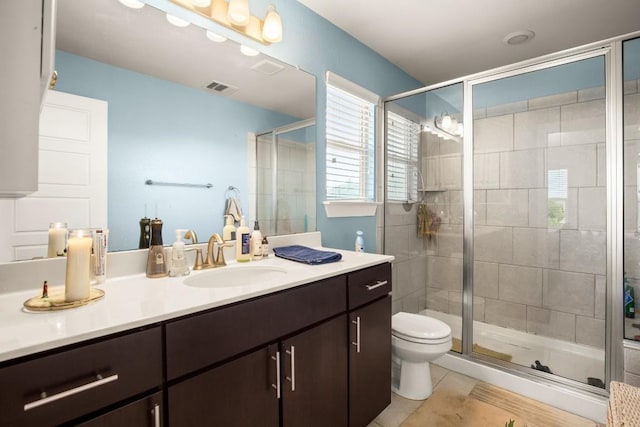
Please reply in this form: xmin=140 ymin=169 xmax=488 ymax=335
xmin=65 ymin=229 xmax=94 ymax=302
xmin=47 ymin=222 xmax=67 ymax=258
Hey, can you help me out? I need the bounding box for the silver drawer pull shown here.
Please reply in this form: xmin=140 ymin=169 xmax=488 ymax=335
xmin=152 ymin=403 xmax=161 ymax=427
xmin=271 ymin=352 xmax=281 ymax=399
xmin=285 ymin=346 xmax=296 ymax=392
xmin=24 ymin=373 xmax=119 ymax=412
xmin=351 ymin=317 xmax=361 ymax=353
xmin=364 ymin=280 xmax=388 ymax=291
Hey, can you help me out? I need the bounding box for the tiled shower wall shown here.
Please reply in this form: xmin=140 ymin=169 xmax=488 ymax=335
xmin=387 ymin=83 xmax=640 ymax=350
xmin=257 ymin=137 xmax=316 ymax=237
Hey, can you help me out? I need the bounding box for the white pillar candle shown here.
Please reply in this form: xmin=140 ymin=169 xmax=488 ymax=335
xmin=47 ymin=222 xmax=67 ymax=257
xmin=65 ymin=229 xmax=93 ymax=301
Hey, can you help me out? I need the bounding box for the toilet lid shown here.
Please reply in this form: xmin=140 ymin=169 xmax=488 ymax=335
xmin=392 ymin=312 xmax=451 ymax=340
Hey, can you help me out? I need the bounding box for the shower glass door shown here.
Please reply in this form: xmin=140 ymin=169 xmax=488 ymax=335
xmin=470 ymin=55 xmax=607 ymax=388
xmin=256 ymin=120 xmax=316 ymax=237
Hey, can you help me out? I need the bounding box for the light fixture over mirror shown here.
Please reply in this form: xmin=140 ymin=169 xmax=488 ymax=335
xmin=170 ymin=0 xmax=283 ymax=45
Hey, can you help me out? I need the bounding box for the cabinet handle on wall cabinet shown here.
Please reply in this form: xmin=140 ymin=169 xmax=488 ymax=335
xmin=285 ymin=346 xmax=296 ymax=392
xmin=271 ymin=352 xmax=281 ymax=399
xmin=364 ymin=280 xmax=388 ymax=291
xmin=152 ymin=403 xmax=161 ymax=427
xmin=23 ymin=373 xmax=119 ymax=411
xmin=352 ymin=317 xmax=361 ymax=353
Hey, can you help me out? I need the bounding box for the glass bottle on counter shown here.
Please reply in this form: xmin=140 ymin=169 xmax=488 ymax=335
xmin=146 ymin=219 xmax=168 ymax=278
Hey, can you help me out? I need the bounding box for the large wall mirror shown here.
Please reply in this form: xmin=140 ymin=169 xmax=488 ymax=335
xmin=2 ymin=0 xmax=315 ymax=261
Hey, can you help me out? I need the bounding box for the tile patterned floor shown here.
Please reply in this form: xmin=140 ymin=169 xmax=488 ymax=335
xmin=368 ymin=365 xmax=602 ymax=427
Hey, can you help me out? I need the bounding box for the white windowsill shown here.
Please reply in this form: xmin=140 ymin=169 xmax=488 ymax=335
xmin=322 ymin=200 xmax=381 ymax=218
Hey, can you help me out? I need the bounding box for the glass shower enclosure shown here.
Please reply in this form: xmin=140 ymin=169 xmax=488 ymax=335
xmin=384 ymin=45 xmax=622 ymax=393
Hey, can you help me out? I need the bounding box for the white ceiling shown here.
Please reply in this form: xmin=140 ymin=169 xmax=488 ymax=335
xmin=297 ymin=0 xmax=640 ymax=86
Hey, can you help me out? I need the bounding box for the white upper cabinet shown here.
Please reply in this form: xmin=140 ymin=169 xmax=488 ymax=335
xmin=0 ymin=1 xmax=56 ymax=197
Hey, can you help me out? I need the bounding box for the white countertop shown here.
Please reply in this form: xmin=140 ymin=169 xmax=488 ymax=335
xmin=0 ymin=248 xmax=393 ymax=363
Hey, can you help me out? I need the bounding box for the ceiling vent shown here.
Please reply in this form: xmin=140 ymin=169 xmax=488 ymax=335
xmin=251 ymin=59 xmax=285 ymax=75
xmin=204 ymin=80 xmax=238 ymax=95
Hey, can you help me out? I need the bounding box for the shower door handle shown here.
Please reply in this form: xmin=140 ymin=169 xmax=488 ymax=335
xmin=351 ymin=316 xmax=361 ymax=353
xmin=364 ymin=280 xmax=388 ymax=291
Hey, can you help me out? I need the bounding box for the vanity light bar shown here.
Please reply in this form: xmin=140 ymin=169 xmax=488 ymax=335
xmin=168 ymin=0 xmax=282 ymax=45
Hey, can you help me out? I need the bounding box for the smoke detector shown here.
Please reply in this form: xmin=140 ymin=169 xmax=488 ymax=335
xmin=503 ymin=30 xmax=535 ymax=45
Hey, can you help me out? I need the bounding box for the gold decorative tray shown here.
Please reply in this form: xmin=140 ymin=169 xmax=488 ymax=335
xmin=23 ymin=287 xmax=105 ymax=312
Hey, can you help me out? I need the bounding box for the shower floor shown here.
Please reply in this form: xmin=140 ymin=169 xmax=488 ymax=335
xmin=422 ymin=309 xmax=605 ymax=386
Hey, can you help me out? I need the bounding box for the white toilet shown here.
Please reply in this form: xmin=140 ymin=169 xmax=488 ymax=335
xmin=391 ymin=312 xmax=452 ymax=400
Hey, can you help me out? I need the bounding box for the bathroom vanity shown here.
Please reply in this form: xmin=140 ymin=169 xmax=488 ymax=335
xmin=0 ymin=248 xmax=392 ymax=426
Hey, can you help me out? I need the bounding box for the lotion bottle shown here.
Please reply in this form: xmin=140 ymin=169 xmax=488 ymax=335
xmin=355 ymin=230 xmax=364 ymax=253
xmin=251 ymin=221 xmax=263 ymax=260
xmin=223 ymin=215 xmax=236 ymax=241
xmin=169 ymin=229 xmax=190 ymax=277
xmin=236 ymin=216 xmax=251 ymax=262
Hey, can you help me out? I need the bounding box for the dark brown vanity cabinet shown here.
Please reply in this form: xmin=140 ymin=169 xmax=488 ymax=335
xmin=347 ymin=263 xmax=392 ymax=427
xmin=166 ymin=275 xmax=348 ymax=427
xmin=0 ymin=327 xmax=163 ymax=427
xmin=0 ymin=262 xmax=392 ymax=427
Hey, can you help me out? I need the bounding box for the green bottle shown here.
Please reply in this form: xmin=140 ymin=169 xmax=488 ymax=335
xmin=625 ymin=274 xmax=635 ymax=319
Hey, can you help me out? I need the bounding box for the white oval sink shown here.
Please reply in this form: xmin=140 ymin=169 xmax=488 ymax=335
xmin=183 ymin=265 xmax=288 ymax=288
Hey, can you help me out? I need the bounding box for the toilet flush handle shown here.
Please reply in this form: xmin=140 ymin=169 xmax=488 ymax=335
xmin=351 ymin=316 xmax=361 ymax=353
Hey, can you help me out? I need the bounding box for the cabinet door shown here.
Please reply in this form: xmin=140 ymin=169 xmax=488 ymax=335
xmin=281 ymin=315 xmax=348 ymax=427
xmin=168 ymin=345 xmax=279 ymax=427
xmin=78 ymin=392 xmax=162 ymax=427
xmin=349 ymin=296 xmax=391 ymax=427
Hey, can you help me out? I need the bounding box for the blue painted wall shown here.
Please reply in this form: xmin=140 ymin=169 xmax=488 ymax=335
xmin=113 ymin=0 xmax=424 ymax=251
xmin=55 ymin=51 xmax=300 ymax=250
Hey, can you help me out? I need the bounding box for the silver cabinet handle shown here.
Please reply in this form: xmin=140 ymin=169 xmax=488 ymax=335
xmin=351 ymin=316 xmax=361 ymax=353
xmin=271 ymin=351 xmax=281 ymax=399
xmin=285 ymin=346 xmax=296 ymax=392
xmin=364 ymin=280 xmax=388 ymax=291
xmin=152 ymin=403 xmax=161 ymax=427
xmin=24 ymin=373 xmax=119 ymax=411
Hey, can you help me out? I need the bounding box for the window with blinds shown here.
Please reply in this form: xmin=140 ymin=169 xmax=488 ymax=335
xmin=386 ymin=111 xmax=420 ymax=202
xmin=325 ymin=76 xmax=376 ymax=200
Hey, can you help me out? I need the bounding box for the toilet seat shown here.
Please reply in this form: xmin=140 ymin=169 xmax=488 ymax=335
xmin=392 ymin=312 xmax=451 ymax=344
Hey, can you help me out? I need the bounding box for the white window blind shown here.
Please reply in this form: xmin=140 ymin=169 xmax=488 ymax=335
xmin=325 ymin=73 xmax=377 ymax=200
xmin=387 ymin=111 xmax=419 ymax=202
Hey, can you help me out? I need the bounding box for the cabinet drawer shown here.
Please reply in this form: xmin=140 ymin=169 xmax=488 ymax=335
xmin=347 ymin=263 xmax=392 ymax=310
xmin=0 ymin=327 xmax=162 ymax=427
xmin=78 ymin=391 xmax=163 ymax=427
xmin=166 ymin=275 xmax=346 ymax=380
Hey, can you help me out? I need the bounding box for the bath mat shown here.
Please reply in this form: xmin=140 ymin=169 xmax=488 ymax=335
xmin=450 ymin=338 xmax=513 ymax=362
xmin=468 ymin=382 xmax=597 ymax=427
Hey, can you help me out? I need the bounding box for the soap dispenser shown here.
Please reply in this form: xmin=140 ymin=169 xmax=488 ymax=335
xmin=169 ymin=229 xmax=190 ymax=277
xmin=236 ymin=216 xmax=251 ymax=262
xmin=251 ymin=221 xmax=263 ymax=260
xmin=146 ymin=218 xmax=168 ymax=278
xmin=223 ymin=215 xmax=236 ymax=241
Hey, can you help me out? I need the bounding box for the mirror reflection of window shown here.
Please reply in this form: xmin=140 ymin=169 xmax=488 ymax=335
xmin=547 ymin=169 xmax=568 ymax=227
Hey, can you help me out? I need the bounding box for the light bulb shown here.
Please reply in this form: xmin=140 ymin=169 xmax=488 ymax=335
xmin=441 ymin=114 xmax=452 ymax=129
xmin=449 ymin=117 xmax=458 ymax=132
xmin=166 ymin=14 xmax=190 ymax=27
xmin=240 ymin=45 xmax=260 ymax=56
xmin=189 ymin=0 xmax=211 ymax=6
xmin=227 ymin=0 xmax=250 ymax=26
xmin=206 ymin=30 xmax=227 ymax=42
xmin=118 ymin=0 xmax=145 ymax=9
xmin=262 ymin=5 xmax=282 ymax=43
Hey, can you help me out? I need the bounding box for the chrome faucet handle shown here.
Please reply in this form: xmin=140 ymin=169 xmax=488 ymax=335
xmin=186 ymin=247 xmax=204 ymax=270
